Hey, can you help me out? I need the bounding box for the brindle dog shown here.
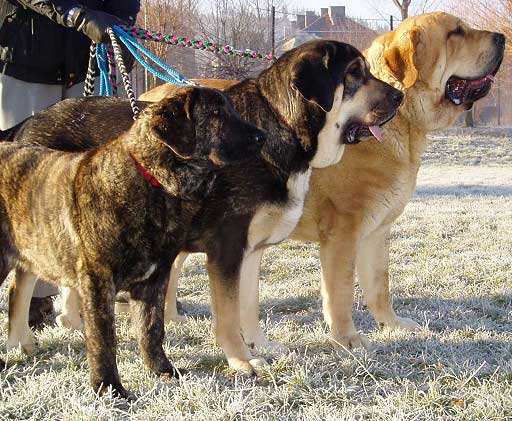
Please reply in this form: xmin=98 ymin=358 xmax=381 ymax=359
xmin=3 ymin=40 xmax=402 ymax=376
xmin=0 ymin=87 xmax=265 ymax=399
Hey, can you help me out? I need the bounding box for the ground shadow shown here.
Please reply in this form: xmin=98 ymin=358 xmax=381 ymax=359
xmin=414 ymin=185 xmax=512 ymax=197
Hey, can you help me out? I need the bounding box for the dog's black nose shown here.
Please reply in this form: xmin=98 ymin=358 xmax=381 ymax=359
xmin=494 ymin=33 xmax=506 ymax=49
xmin=253 ymin=130 xmax=266 ymax=147
xmin=391 ymin=89 xmax=404 ymax=106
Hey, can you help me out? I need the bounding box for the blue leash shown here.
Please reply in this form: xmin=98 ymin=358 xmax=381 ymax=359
xmin=96 ymin=44 xmax=113 ymax=96
xmin=112 ymin=25 xmax=192 ymax=86
xmin=96 ymin=25 xmax=195 ymax=97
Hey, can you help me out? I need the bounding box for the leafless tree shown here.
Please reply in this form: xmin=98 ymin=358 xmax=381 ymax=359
xmin=368 ymin=0 xmax=441 ymax=20
xmin=194 ymin=0 xmax=278 ymax=79
xmin=135 ymin=0 xmax=198 ymax=89
xmin=392 ymin=0 xmax=412 ymax=19
xmin=449 ymin=0 xmax=512 ymax=55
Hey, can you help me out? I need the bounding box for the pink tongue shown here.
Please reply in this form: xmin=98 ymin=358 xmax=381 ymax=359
xmin=369 ymin=125 xmax=384 ymax=143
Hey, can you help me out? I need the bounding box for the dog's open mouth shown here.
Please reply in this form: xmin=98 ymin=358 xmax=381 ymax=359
xmin=445 ymin=61 xmax=502 ymax=108
xmin=346 ymin=110 xmax=398 ymax=144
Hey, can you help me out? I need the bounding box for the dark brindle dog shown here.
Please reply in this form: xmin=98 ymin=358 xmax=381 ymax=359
xmin=0 ymin=87 xmax=265 ymax=399
xmin=3 ymin=40 xmax=403 ymax=376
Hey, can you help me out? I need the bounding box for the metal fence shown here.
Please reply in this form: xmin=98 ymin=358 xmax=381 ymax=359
xmin=126 ymin=4 xmax=510 ymax=127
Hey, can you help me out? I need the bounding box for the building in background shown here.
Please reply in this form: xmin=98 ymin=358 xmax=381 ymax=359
xmin=279 ymin=6 xmax=379 ymax=54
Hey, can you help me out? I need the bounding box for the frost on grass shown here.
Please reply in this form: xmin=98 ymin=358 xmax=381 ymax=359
xmin=1 ymin=132 xmax=512 ymax=420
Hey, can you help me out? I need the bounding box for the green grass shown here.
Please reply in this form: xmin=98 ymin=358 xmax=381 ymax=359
xmin=1 ymin=130 xmax=512 ymax=420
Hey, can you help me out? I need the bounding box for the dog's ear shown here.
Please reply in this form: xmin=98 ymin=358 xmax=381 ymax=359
xmin=382 ymin=29 xmax=422 ymax=89
xmin=291 ymin=48 xmax=337 ymax=112
xmin=183 ymin=87 xmax=198 ymax=121
xmin=150 ymin=97 xmax=197 ymax=159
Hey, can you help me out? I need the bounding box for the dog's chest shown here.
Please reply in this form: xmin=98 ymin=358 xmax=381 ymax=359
xmin=247 ymin=168 xmax=312 ymax=249
xmin=362 ymin=173 xmax=416 ymax=235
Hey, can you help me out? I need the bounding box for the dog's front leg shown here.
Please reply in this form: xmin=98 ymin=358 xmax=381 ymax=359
xmin=129 ymin=266 xmax=181 ymax=379
xmin=6 ymin=268 xmax=37 ymax=354
xmin=319 ymin=216 xmax=371 ymax=350
xmin=239 ymin=248 xmax=286 ymax=354
xmin=79 ymin=273 xmax=131 ymax=400
xmin=357 ymin=225 xmax=421 ymax=331
xmin=207 ymin=257 xmax=268 ymax=376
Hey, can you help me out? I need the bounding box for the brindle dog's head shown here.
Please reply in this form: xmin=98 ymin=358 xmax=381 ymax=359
xmin=262 ymin=40 xmax=403 ymax=169
xmin=144 ymin=87 xmax=266 ymax=167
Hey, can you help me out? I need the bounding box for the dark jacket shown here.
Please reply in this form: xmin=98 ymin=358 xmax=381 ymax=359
xmin=0 ymin=1 xmax=140 ymax=86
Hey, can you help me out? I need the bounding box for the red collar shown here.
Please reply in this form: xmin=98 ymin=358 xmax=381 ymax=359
xmin=129 ymin=154 xmax=161 ymax=187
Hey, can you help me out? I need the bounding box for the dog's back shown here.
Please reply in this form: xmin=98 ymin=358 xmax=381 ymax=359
xmin=2 ymin=97 xmax=151 ymax=152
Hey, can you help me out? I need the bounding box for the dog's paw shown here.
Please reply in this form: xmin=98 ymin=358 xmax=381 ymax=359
xmin=249 ymin=357 xmax=270 ymax=377
xmin=330 ymin=332 xmax=372 ymax=351
xmin=6 ymin=330 xmax=36 ymax=355
xmin=249 ymin=339 xmax=287 ymax=355
xmin=56 ymin=314 xmax=84 ymax=331
xmin=381 ymin=316 xmax=421 ymax=332
xmin=96 ymin=383 xmax=136 ymax=402
xmin=228 ymin=357 xmax=269 ymax=377
xmin=159 ymin=367 xmax=187 ymax=380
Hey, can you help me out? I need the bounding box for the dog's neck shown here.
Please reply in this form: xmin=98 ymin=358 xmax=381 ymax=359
xmin=258 ymin=64 xmax=327 ymax=153
xmin=378 ymin=96 xmax=429 ymax=171
xmin=112 ymin=124 xmax=214 ymax=201
xmin=226 ymin=74 xmax=322 ymax=180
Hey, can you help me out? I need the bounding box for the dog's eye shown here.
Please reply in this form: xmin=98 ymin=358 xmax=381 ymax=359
xmin=212 ymin=109 xmax=220 ymax=116
xmin=448 ymin=26 xmax=465 ymax=38
xmin=347 ymin=63 xmax=362 ymax=79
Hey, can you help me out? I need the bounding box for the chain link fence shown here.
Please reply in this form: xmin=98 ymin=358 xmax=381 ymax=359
xmin=127 ymin=2 xmax=510 ymax=127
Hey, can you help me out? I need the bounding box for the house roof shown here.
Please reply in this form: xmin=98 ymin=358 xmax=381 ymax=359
xmin=279 ymin=32 xmax=320 ymax=53
xmin=301 ymin=15 xmax=378 ymax=50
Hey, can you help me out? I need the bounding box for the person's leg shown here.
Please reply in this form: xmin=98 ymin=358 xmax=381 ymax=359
xmin=0 ymin=74 xmax=62 ymax=130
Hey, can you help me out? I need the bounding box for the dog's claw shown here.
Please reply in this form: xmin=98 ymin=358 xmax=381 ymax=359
xmin=381 ymin=316 xmax=422 ymax=331
xmin=159 ymin=366 xmax=187 ymax=380
xmin=330 ymin=332 xmax=373 ymax=351
xmin=56 ymin=314 xmax=84 ymax=331
xmin=96 ymin=383 xmax=136 ymax=402
xmin=249 ymin=358 xmax=270 ymax=377
xmin=228 ymin=357 xmax=270 ymax=377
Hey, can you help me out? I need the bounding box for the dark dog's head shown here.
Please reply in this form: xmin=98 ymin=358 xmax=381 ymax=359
xmin=263 ymin=40 xmax=403 ymax=168
xmin=145 ymin=87 xmax=266 ymax=167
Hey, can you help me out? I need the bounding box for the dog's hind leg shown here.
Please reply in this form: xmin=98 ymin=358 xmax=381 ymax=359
xmin=207 ymin=256 xmax=268 ymax=377
xmin=357 ymin=225 xmax=421 ymax=332
xmin=164 ymin=252 xmax=189 ymax=324
xmin=239 ymin=249 xmax=286 ymax=354
xmin=129 ymin=264 xmax=181 ymax=379
xmin=56 ymin=287 xmax=84 ymax=331
xmin=79 ymin=273 xmax=132 ymax=400
xmin=6 ymin=268 xmax=37 ymax=354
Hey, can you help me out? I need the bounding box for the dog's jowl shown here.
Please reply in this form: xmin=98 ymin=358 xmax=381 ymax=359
xmin=0 ymin=87 xmax=265 ymax=398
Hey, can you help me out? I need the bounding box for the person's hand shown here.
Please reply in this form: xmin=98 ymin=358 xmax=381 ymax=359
xmin=73 ymin=8 xmax=124 ymax=44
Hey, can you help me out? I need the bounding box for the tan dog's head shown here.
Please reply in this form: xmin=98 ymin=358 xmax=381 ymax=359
xmin=365 ymin=12 xmax=505 ymax=132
